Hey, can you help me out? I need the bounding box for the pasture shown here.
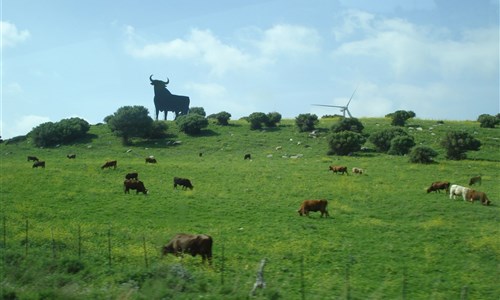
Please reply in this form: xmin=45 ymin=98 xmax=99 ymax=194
xmin=1 ymin=118 xmax=499 ymax=299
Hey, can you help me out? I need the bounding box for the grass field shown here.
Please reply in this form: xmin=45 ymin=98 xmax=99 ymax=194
xmin=1 ymin=117 xmax=499 ymax=299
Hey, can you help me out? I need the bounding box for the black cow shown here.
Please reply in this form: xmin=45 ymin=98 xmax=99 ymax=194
xmin=244 ymin=154 xmax=251 ymax=160
xmin=174 ymin=177 xmax=193 ymax=190
xmin=469 ymin=176 xmax=482 ymax=186
xmin=150 ymin=75 xmax=190 ymax=120
xmin=27 ymin=156 xmax=39 ymax=162
xmin=162 ymin=233 xmax=213 ymax=263
xmin=32 ymin=161 xmax=45 ymax=168
xmin=125 ymin=172 xmax=139 ymax=180
xmin=101 ymin=160 xmax=117 ymax=169
xmin=145 ymin=157 xmax=157 ymax=164
xmin=67 ymin=154 xmax=76 ymax=159
xmin=124 ymin=179 xmax=148 ymax=194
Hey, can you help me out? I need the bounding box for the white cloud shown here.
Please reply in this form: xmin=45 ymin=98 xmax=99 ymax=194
xmin=257 ymin=24 xmax=321 ymax=56
xmin=2 ymin=115 xmax=51 ymax=138
xmin=1 ymin=21 xmax=30 ymax=48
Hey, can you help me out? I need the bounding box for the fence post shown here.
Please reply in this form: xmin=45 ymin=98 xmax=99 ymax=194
xmin=461 ymin=285 xmax=468 ymax=300
xmin=143 ymin=236 xmax=148 ymax=268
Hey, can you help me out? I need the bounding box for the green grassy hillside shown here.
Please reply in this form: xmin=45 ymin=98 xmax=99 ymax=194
xmin=1 ymin=118 xmax=499 ymax=299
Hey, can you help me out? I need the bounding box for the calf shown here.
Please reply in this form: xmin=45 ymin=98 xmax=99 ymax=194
xmin=174 ymin=177 xmax=194 ymax=190
xmin=32 ymin=161 xmax=45 ymax=168
xmin=468 ymin=176 xmax=481 ymax=186
xmin=297 ymin=199 xmax=329 ymax=217
xmin=329 ymin=165 xmax=348 ymax=175
xmin=244 ymin=154 xmax=252 ymax=160
xmin=27 ymin=156 xmax=39 ymax=162
xmin=162 ymin=233 xmax=213 ymax=263
xmin=67 ymin=154 xmax=76 ymax=159
xmin=124 ymin=179 xmax=148 ymax=194
xmin=352 ymin=167 xmax=364 ymax=175
xmin=125 ymin=172 xmax=138 ymax=180
xmin=101 ymin=160 xmax=117 ymax=169
xmin=466 ymin=190 xmax=491 ymax=205
xmin=427 ymin=181 xmax=450 ymax=193
xmin=145 ymin=157 xmax=157 ymax=164
xmin=449 ymin=184 xmax=470 ymax=201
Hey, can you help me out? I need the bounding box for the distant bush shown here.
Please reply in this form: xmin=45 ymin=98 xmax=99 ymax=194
xmin=264 ymin=112 xmax=282 ymax=127
xmin=30 ymin=117 xmax=90 ymax=147
xmin=148 ymin=121 xmax=168 ymax=139
xmin=208 ymin=111 xmax=232 ymax=125
xmin=477 ymin=114 xmax=499 ymax=128
xmin=386 ymin=110 xmax=415 ymax=127
xmin=247 ymin=112 xmax=269 ymax=130
xmin=387 ymin=135 xmax=415 ymax=155
xmin=331 ymin=117 xmax=364 ymax=133
xmin=176 ymin=114 xmax=208 ymax=135
xmin=106 ymin=106 xmax=153 ymax=144
xmin=409 ymin=146 xmax=438 ymax=163
xmin=369 ymin=128 xmax=409 ymax=153
xmin=327 ymin=131 xmax=366 ymax=156
xmin=441 ymin=131 xmax=481 ymax=160
xmin=295 ymin=113 xmax=319 ymax=132
xmin=189 ymin=107 xmax=206 ymax=117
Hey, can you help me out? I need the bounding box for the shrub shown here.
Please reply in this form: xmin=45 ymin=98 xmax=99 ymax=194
xmin=327 ymin=131 xmax=366 ymax=156
xmin=264 ymin=112 xmax=282 ymax=127
xmin=208 ymin=111 xmax=232 ymax=125
xmin=409 ymin=146 xmax=438 ymax=163
xmin=176 ymin=114 xmax=208 ymax=135
xmin=331 ymin=117 xmax=364 ymax=133
xmin=386 ymin=110 xmax=415 ymax=127
xmin=189 ymin=107 xmax=206 ymax=117
xmin=149 ymin=121 xmax=168 ymax=139
xmin=106 ymin=106 xmax=153 ymax=144
xmin=295 ymin=113 xmax=318 ymax=132
xmin=247 ymin=112 xmax=269 ymax=130
xmin=441 ymin=131 xmax=481 ymax=160
xmin=29 ymin=117 xmax=90 ymax=147
xmin=369 ymin=128 xmax=409 ymax=153
xmin=477 ymin=114 xmax=499 ymax=128
xmin=388 ymin=135 xmax=415 ymax=155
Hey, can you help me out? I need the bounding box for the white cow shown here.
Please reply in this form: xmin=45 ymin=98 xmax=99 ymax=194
xmin=449 ymin=184 xmax=470 ymax=201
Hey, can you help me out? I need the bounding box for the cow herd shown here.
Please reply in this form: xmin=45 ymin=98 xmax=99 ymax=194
xmin=427 ymin=176 xmax=491 ymax=205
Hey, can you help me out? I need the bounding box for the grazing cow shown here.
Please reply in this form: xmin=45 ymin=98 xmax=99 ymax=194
xmin=27 ymin=156 xmax=39 ymax=162
xmin=145 ymin=157 xmax=157 ymax=164
xmin=150 ymin=75 xmax=190 ymax=120
xmin=449 ymin=184 xmax=470 ymax=201
xmin=352 ymin=167 xmax=364 ymax=175
xmin=174 ymin=177 xmax=194 ymax=190
xmin=101 ymin=160 xmax=117 ymax=169
xmin=67 ymin=154 xmax=76 ymax=159
xmin=469 ymin=176 xmax=482 ymax=186
xmin=32 ymin=161 xmax=45 ymax=168
xmin=297 ymin=199 xmax=329 ymax=217
xmin=427 ymin=181 xmax=450 ymax=193
xmin=162 ymin=233 xmax=213 ymax=263
xmin=124 ymin=179 xmax=148 ymax=194
xmin=329 ymin=165 xmax=348 ymax=175
xmin=244 ymin=154 xmax=252 ymax=160
xmin=125 ymin=172 xmax=139 ymax=180
xmin=465 ymin=190 xmax=491 ymax=206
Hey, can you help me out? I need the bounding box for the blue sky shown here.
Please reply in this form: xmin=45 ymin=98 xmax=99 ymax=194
xmin=1 ymin=0 xmax=499 ymax=138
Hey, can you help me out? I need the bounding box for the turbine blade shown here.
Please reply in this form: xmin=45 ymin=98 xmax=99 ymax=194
xmin=346 ymin=86 xmax=358 ymax=107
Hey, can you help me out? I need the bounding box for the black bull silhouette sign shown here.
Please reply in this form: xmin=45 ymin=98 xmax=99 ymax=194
xmin=149 ymin=75 xmax=190 ymax=120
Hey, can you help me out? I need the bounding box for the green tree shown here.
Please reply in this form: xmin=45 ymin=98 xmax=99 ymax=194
xmin=440 ymin=131 xmax=481 ymax=160
xmin=265 ymin=112 xmax=282 ymax=127
xmin=295 ymin=113 xmax=319 ymax=132
xmin=29 ymin=117 xmax=90 ymax=147
xmin=387 ymin=110 xmax=415 ymax=126
xmin=106 ymin=106 xmax=153 ymax=144
xmin=176 ymin=114 xmax=208 ymax=135
xmin=247 ymin=112 xmax=269 ymax=130
xmin=408 ymin=146 xmax=438 ymax=164
xmin=369 ymin=128 xmax=409 ymax=153
xmin=477 ymin=114 xmax=499 ymax=128
xmin=331 ymin=117 xmax=364 ymax=133
xmin=387 ymin=135 xmax=415 ymax=155
xmin=327 ymin=131 xmax=366 ymax=156
xmin=189 ymin=107 xmax=206 ymax=117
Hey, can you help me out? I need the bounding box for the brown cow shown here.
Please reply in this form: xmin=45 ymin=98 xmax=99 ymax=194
xmin=101 ymin=160 xmax=117 ymax=169
xmin=329 ymin=165 xmax=348 ymax=175
xmin=32 ymin=161 xmax=45 ymax=168
xmin=124 ymin=179 xmax=148 ymax=194
xmin=162 ymin=233 xmax=213 ymax=263
xmin=466 ymin=190 xmax=491 ymax=206
xmin=427 ymin=181 xmax=450 ymax=193
xmin=297 ymin=199 xmax=329 ymax=217
xmin=468 ymin=176 xmax=482 ymax=186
